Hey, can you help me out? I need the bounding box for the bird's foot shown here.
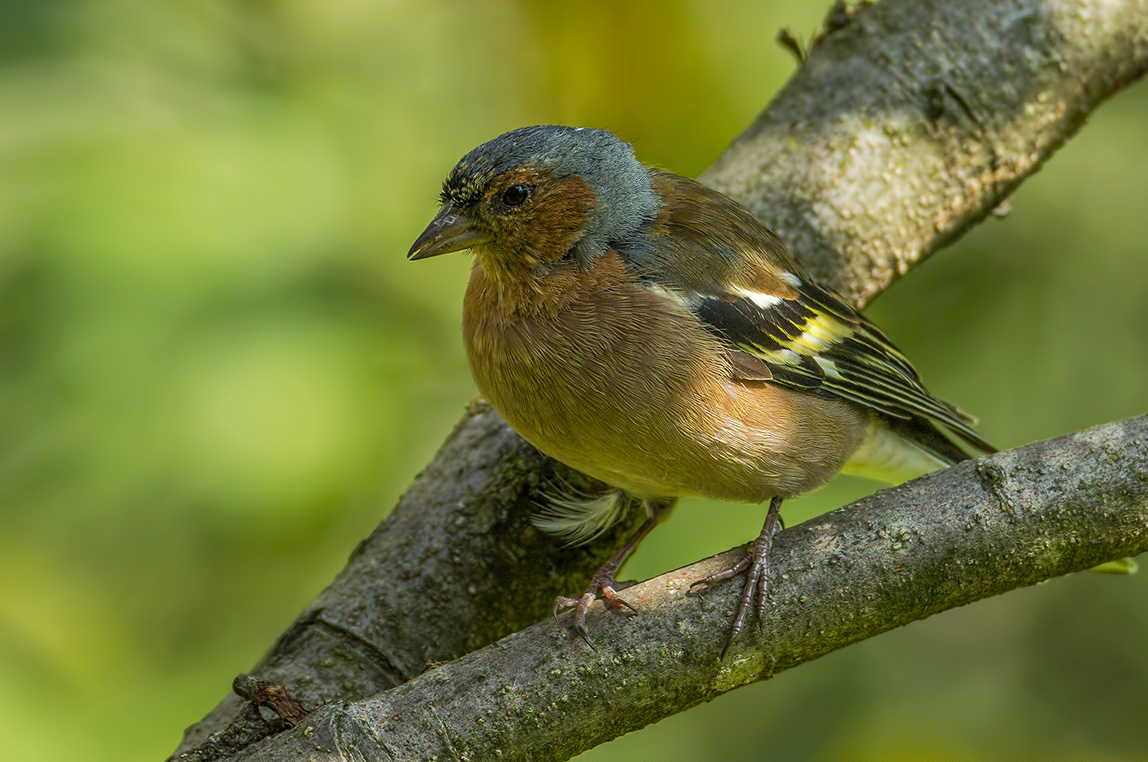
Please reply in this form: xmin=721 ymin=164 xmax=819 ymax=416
xmin=551 ymin=513 xmax=663 ymax=646
xmin=690 ymin=496 xmax=783 ymax=657
xmin=553 ymin=570 xmax=638 ymax=648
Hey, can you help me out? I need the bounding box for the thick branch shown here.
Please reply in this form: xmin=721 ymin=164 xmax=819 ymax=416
xmin=703 ymin=0 xmax=1148 ymax=306
xmin=229 ymin=416 xmax=1148 ymax=761
xmin=174 ymin=0 xmax=1148 ymax=758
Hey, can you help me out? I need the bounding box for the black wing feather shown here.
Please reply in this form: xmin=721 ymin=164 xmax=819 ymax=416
xmin=693 ymin=277 xmax=994 ymax=458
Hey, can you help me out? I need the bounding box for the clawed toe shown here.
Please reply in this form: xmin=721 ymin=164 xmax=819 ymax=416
xmin=551 ymin=514 xmax=662 ymax=645
xmin=553 ymin=576 xmax=636 ymax=647
xmin=691 ymin=496 xmax=783 ymax=657
xmin=690 ymin=555 xmax=752 ymax=590
xmin=600 ymin=585 xmax=638 ymax=612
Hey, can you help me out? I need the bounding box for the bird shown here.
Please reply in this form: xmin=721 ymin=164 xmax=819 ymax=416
xmin=407 ymin=125 xmax=995 ymax=654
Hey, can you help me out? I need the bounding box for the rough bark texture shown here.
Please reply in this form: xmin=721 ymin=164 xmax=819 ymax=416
xmin=174 ymin=403 xmax=643 ymax=761
xmin=703 ymin=0 xmax=1148 ymax=307
xmin=209 ymin=416 xmax=1148 ymax=761
xmin=173 ymin=0 xmax=1148 ymax=759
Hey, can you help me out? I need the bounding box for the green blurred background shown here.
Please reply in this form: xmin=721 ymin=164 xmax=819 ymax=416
xmin=1 ymin=1 xmax=1145 ymax=760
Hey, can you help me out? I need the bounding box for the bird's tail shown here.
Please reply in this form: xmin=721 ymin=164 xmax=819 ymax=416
xmin=841 ymin=414 xmax=996 ymax=484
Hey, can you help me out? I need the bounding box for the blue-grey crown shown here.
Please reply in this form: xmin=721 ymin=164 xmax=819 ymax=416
xmin=446 ymin=125 xmax=659 ymax=261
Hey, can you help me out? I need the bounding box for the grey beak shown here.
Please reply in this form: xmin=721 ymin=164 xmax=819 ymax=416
xmin=408 ymin=204 xmax=488 ymax=260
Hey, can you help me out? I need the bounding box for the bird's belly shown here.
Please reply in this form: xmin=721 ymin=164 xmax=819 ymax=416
xmin=462 ymin=260 xmax=868 ymax=505
xmin=467 ymin=319 xmax=865 ymax=503
xmin=469 ymin=337 xmax=712 ymax=499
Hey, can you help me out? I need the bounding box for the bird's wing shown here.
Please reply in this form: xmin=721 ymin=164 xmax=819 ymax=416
xmin=632 ymin=171 xmax=994 ymax=459
xmin=697 ymin=273 xmax=992 ymax=454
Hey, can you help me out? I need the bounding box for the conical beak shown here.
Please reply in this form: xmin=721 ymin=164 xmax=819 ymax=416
xmin=407 ymin=204 xmax=488 ymax=260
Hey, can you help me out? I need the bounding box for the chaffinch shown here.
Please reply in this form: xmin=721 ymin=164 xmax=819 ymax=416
xmin=408 ymin=125 xmax=994 ymax=653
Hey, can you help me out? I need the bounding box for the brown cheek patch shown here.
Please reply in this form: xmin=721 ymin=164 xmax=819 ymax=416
xmin=523 ymin=174 xmax=598 ymax=261
xmin=488 ymin=171 xmax=597 ymax=264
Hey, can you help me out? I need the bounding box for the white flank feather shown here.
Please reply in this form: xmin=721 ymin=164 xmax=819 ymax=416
xmin=532 ymin=487 xmax=630 ymax=546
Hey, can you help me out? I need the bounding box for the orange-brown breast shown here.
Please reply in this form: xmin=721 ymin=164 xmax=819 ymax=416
xmin=463 ymin=250 xmax=870 ymax=503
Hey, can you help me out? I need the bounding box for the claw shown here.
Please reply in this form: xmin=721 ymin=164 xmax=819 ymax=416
xmin=554 ymin=592 xmax=599 ymax=647
xmin=601 ymin=586 xmax=638 ymax=612
xmin=691 ymin=496 xmax=784 ymax=657
xmin=553 ymin=568 xmax=640 ymax=646
xmin=552 ymin=514 xmax=662 ymax=644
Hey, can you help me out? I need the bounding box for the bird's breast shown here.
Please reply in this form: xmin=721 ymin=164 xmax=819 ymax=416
xmin=460 ymin=252 xmax=867 ymax=502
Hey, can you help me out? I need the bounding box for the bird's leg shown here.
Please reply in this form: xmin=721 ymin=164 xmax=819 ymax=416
xmin=691 ymin=495 xmax=783 ymax=657
xmin=552 ymin=516 xmax=655 ymax=642
xmin=553 ymin=497 xmax=675 ymax=646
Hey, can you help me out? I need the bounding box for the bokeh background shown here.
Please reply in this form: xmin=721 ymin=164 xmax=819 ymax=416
xmin=1 ymin=1 xmax=1145 ymax=760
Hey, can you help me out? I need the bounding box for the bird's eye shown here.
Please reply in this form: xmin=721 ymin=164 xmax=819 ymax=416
xmin=501 ymin=184 xmax=531 ymax=207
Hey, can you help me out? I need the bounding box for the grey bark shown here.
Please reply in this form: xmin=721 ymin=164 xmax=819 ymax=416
xmin=172 ymin=0 xmax=1148 ymax=759
xmin=704 ymin=0 xmax=1148 ymax=307
xmin=209 ymin=415 xmax=1148 ymax=762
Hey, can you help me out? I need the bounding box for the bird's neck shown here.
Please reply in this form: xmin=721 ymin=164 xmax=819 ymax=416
xmin=467 ymin=252 xmax=548 ymax=316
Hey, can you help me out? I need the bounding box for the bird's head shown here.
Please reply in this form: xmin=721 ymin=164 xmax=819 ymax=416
xmin=408 ymin=126 xmax=659 ymax=276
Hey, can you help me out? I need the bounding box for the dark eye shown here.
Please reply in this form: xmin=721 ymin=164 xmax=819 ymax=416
xmin=501 ymin=184 xmax=531 ymax=207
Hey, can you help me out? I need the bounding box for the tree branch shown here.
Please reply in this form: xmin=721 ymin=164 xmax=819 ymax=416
xmin=172 ymin=0 xmax=1148 ymax=758
xmin=220 ymin=415 xmax=1148 ymax=761
xmin=703 ymin=0 xmax=1148 ymax=307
